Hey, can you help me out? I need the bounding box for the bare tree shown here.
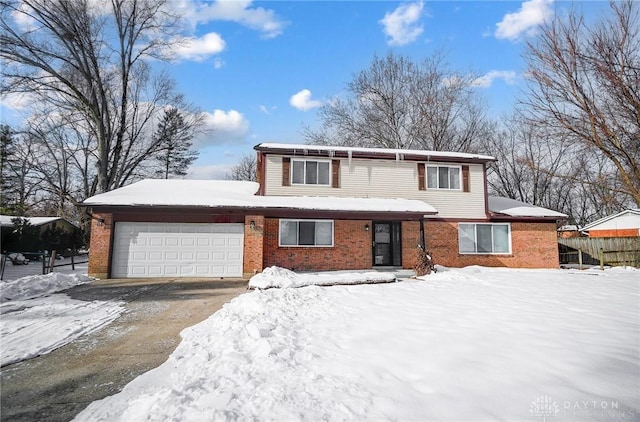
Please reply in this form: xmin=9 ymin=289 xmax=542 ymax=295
xmin=522 ymin=0 xmax=640 ymax=206
xmin=227 ymin=154 xmax=257 ymax=182
xmin=0 ymin=127 xmax=42 ymax=216
xmin=484 ymin=117 xmax=584 ymax=225
xmin=305 ymin=52 xmax=492 ymax=152
xmin=0 ymin=0 xmax=199 ymax=197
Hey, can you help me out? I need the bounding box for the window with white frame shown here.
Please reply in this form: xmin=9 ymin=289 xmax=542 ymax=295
xmin=292 ymin=159 xmax=330 ymax=185
xmin=427 ymin=165 xmax=461 ymax=190
xmin=458 ymin=223 xmax=511 ymax=254
xmin=279 ymin=219 xmax=334 ymax=247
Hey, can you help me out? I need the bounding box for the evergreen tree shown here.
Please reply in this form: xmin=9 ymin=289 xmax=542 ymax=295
xmin=153 ymin=107 xmax=199 ymax=179
xmin=0 ymin=125 xmax=22 ymax=214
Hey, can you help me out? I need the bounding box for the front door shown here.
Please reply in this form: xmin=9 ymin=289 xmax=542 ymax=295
xmin=373 ymin=222 xmax=401 ymax=266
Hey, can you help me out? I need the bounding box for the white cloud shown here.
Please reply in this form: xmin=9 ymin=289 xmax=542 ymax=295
xmin=0 ymin=92 xmax=37 ymax=111
xmin=379 ymin=1 xmax=425 ymax=46
xmin=290 ymin=89 xmax=322 ymax=111
xmin=213 ymin=58 xmax=225 ymax=69
xmin=199 ymin=109 xmax=250 ymax=146
xmin=259 ymin=104 xmax=277 ymax=114
xmin=173 ymin=32 xmax=226 ymax=61
xmin=186 ymin=163 xmax=234 ymax=180
xmin=495 ymin=0 xmax=554 ymax=41
xmin=472 ymin=70 xmax=517 ymax=88
xmin=188 ymin=0 xmax=286 ymax=39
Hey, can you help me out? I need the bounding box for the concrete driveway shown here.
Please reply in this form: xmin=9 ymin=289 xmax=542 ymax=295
xmin=0 ymin=277 xmax=248 ymax=422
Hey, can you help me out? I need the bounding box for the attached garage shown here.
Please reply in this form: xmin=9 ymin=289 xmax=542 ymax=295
xmin=111 ymin=222 xmax=244 ymax=278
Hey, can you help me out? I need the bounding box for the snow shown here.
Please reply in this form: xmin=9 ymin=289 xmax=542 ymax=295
xmin=1 ymin=272 xmax=93 ymax=301
xmin=82 ymin=179 xmax=260 ymax=207
xmin=75 ymin=266 xmax=639 ymax=421
xmin=0 ymin=214 xmax=69 ymax=227
xmin=488 ymin=196 xmax=568 ymax=218
xmin=256 ymin=142 xmax=497 ymax=162
xmin=248 ymin=266 xmax=396 ymax=289
xmin=82 ymin=179 xmax=437 ymax=214
xmin=1 ymin=295 xmax=125 ymax=366
xmin=0 ymin=272 xmax=125 ymax=366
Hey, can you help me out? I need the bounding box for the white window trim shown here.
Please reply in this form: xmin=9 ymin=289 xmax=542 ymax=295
xmin=426 ymin=165 xmax=462 ymax=191
xmin=458 ymin=222 xmax=512 ymax=255
xmin=291 ymin=159 xmax=332 ymax=186
xmin=278 ymin=219 xmax=335 ymax=247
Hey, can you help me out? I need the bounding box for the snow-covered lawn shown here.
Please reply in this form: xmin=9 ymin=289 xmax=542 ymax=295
xmin=0 ymin=271 xmax=125 ymax=366
xmin=76 ymin=266 xmax=639 ymax=422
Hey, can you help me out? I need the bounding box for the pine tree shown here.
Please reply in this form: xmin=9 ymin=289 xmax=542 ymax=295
xmin=153 ymin=107 xmax=199 ymax=179
xmin=1 ymin=125 xmax=21 ymax=214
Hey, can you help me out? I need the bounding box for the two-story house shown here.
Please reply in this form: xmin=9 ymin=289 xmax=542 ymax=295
xmin=84 ymin=143 xmax=566 ymax=279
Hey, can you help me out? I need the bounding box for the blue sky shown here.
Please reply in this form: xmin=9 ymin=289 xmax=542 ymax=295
xmin=1 ymin=0 xmax=605 ymax=179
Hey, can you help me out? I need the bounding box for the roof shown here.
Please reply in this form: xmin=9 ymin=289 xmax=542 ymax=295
xmin=83 ymin=179 xmax=438 ymax=215
xmin=255 ymin=143 xmax=496 ymax=164
xmin=488 ymin=197 xmax=567 ymax=219
xmin=0 ymin=215 xmax=74 ymax=228
xmin=580 ymin=209 xmax=640 ymax=232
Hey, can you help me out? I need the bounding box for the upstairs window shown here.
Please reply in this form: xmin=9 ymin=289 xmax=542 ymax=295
xmin=292 ymin=160 xmax=330 ymax=185
xmin=427 ymin=165 xmax=461 ymax=190
xmin=279 ymin=219 xmax=334 ymax=247
xmin=458 ymin=223 xmax=511 ymax=254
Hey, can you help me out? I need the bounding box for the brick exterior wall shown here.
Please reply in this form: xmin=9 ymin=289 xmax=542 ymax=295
xmin=263 ymin=218 xmax=374 ymax=271
xmin=88 ymin=212 xmax=113 ymax=279
xmin=424 ymin=221 xmax=560 ymax=268
xmin=401 ymin=221 xmax=421 ymax=269
xmin=88 ymin=210 xmax=561 ymax=279
xmin=243 ymin=215 xmax=264 ymax=278
xmin=587 ymin=228 xmax=640 ymax=238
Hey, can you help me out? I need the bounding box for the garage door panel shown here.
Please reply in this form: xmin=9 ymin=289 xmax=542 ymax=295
xmin=112 ymin=222 xmax=244 ymax=278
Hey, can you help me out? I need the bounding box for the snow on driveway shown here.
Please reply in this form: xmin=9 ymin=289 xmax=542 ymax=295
xmin=76 ymin=267 xmax=639 ymax=421
xmin=0 ymin=272 xmax=125 ymax=366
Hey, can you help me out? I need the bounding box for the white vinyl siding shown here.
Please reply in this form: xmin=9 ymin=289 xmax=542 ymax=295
xmin=458 ymin=223 xmax=511 ymax=254
xmin=279 ymin=219 xmax=334 ymax=247
xmin=264 ymin=155 xmax=486 ymax=219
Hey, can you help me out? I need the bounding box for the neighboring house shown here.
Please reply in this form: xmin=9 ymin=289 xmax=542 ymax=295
xmin=0 ymin=215 xmax=78 ymax=235
xmin=83 ymin=143 xmax=566 ymax=279
xmin=580 ymin=209 xmax=640 ymax=238
xmin=557 ymin=225 xmax=581 ymax=238
xmin=0 ymin=215 xmax=81 ymax=253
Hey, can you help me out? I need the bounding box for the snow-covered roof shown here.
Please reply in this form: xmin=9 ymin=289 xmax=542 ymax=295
xmin=580 ymin=209 xmax=640 ymax=232
xmin=83 ymin=179 xmax=437 ymax=215
xmin=255 ymin=143 xmax=496 ymax=162
xmin=0 ymin=215 xmax=71 ymax=228
xmin=488 ymin=197 xmax=567 ymax=219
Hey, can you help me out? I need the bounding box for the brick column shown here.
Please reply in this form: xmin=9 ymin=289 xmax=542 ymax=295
xmin=401 ymin=220 xmax=421 ymax=269
xmin=243 ymin=215 xmax=265 ymax=278
xmin=88 ymin=212 xmax=113 ymax=279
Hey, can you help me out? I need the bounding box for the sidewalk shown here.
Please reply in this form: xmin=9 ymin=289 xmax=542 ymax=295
xmin=0 ymin=277 xmax=248 ymax=422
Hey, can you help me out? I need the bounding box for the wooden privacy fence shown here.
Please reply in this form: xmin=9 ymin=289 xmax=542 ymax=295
xmin=558 ymin=237 xmax=640 ymax=268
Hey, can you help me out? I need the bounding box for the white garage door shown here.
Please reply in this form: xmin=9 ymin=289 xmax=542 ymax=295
xmin=112 ymin=222 xmax=244 ymax=278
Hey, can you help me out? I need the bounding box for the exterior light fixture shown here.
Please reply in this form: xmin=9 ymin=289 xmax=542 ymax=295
xmin=365 ymin=224 xmax=370 ymax=232
xmin=250 ymin=220 xmax=256 ymax=230
xmin=97 ymin=218 xmax=105 ymax=227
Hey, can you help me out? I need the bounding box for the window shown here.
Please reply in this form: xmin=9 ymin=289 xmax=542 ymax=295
xmin=279 ymin=219 xmax=334 ymax=247
xmin=427 ymin=166 xmax=461 ymax=190
xmin=458 ymin=223 xmax=511 ymax=254
xmin=292 ymin=160 xmax=330 ymax=185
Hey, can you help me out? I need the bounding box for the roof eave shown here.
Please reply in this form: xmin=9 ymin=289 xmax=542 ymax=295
xmin=85 ymin=204 xmax=435 ymax=219
xmin=254 ymin=144 xmax=496 ymax=164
